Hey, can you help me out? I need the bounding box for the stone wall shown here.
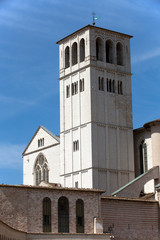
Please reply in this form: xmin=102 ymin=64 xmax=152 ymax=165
xmin=0 ymin=219 xmax=26 ymax=240
xmin=0 ymin=219 xmax=111 ymax=240
xmin=101 ymin=196 xmax=159 ymax=240
xmin=27 ymin=233 xmax=111 ymax=240
xmin=0 ymin=185 xmax=102 ymax=234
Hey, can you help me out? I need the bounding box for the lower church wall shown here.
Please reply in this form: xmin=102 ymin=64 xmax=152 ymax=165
xmin=27 ymin=233 xmax=111 ymax=240
xmin=0 ymin=219 xmax=26 ymax=240
xmin=101 ymin=197 xmax=159 ymax=240
xmin=0 ymin=219 xmax=111 ymax=240
xmin=0 ymin=185 xmax=101 ymax=234
xmin=0 ymin=218 xmax=111 ymax=240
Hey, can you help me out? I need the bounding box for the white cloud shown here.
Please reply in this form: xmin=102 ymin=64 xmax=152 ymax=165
xmin=0 ymin=94 xmax=35 ymax=105
xmin=132 ymin=48 xmax=160 ymax=64
xmin=0 ymin=143 xmax=26 ymax=169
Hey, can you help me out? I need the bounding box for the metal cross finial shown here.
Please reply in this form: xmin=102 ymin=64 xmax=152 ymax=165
xmin=92 ymin=12 xmax=99 ymax=25
xmin=92 ymin=12 xmax=96 ymax=25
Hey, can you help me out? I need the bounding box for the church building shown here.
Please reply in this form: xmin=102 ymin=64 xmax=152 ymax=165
xmin=23 ymin=24 xmax=135 ymax=195
xmin=1 ymin=24 xmax=160 ymax=240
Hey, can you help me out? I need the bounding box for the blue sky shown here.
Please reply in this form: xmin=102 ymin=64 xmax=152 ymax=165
xmin=0 ymin=0 xmax=160 ymax=185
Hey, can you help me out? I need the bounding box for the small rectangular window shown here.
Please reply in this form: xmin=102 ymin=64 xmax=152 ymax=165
xmin=73 ymin=140 xmax=79 ymax=152
xmin=112 ymin=80 xmax=115 ymax=93
xmin=143 ymin=143 xmax=148 ymax=172
xmin=72 ymin=82 xmax=78 ymax=95
xmin=80 ymin=78 xmax=84 ymax=92
xmin=38 ymin=138 xmax=44 ymax=147
xmin=72 ymin=83 xmax=74 ymax=95
xmin=107 ymin=78 xmax=115 ymax=93
xmin=75 ymin=81 xmax=78 ymax=94
xmin=118 ymin=81 xmax=123 ymax=95
xmin=98 ymin=77 xmax=104 ymax=91
xmin=107 ymin=78 xmax=109 ymax=91
xmin=75 ymin=181 xmax=78 ymax=188
xmin=66 ymin=85 xmax=70 ymax=98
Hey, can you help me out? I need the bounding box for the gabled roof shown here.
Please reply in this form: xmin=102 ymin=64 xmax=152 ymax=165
xmin=22 ymin=126 xmax=60 ymax=156
xmin=41 ymin=126 xmax=60 ymax=142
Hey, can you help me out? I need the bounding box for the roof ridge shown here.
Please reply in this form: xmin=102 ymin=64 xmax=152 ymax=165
xmin=40 ymin=126 xmax=60 ymax=142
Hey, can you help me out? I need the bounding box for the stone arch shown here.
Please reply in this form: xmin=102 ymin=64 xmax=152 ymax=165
xmin=80 ymin=38 xmax=85 ymax=62
xmin=106 ymin=39 xmax=114 ymax=63
xmin=96 ymin=37 xmax=103 ymax=61
xmin=116 ymin=42 xmax=123 ymax=65
xmin=65 ymin=46 xmax=70 ymax=68
xmin=58 ymin=196 xmax=69 ymax=233
xmin=43 ymin=197 xmax=51 ymax=232
xmin=72 ymin=42 xmax=78 ymax=66
xmin=76 ymin=199 xmax=84 ymax=233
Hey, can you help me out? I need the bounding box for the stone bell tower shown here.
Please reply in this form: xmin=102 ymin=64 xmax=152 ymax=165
xmin=57 ymin=25 xmax=134 ymax=195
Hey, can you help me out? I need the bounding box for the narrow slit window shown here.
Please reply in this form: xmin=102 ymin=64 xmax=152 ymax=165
xmin=98 ymin=77 xmax=104 ymax=91
xmin=80 ymin=79 xmax=84 ymax=92
xmin=73 ymin=140 xmax=79 ymax=152
xmin=112 ymin=80 xmax=115 ymax=93
xmin=66 ymin=85 xmax=70 ymax=98
xmin=118 ymin=81 xmax=123 ymax=95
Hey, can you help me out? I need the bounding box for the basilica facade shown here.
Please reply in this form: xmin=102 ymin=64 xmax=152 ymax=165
xmin=23 ymin=25 xmax=135 ymax=195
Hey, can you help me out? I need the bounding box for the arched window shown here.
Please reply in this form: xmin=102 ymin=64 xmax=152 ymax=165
xmin=34 ymin=154 xmax=49 ymax=185
xmin=72 ymin=42 xmax=78 ymax=66
xmin=43 ymin=197 xmax=51 ymax=232
xmin=139 ymin=141 xmax=148 ymax=174
xmin=96 ymin=37 xmax=103 ymax=61
xmin=80 ymin=38 xmax=85 ymax=62
xmin=106 ymin=40 xmax=113 ymax=63
xmin=76 ymin=199 xmax=84 ymax=233
xmin=58 ymin=197 xmax=69 ymax=233
xmin=43 ymin=163 xmax=49 ymax=182
xmin=116 ymin=42 xmax=123 ymax=65
xmin=36 ymin=165 xmax=41 ymax=185
xmin=65 ymin=46 xmax=70 ymax=68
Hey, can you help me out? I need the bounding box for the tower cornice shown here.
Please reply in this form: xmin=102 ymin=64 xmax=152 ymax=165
xmin=56 ymin=24 xmax=133 ymax=45
xmin=59 ymin=63 xmax=132 ymax=80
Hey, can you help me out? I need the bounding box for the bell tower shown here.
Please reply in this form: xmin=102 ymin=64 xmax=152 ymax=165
xmin=57 ymin=25 xmax=134 ymax=195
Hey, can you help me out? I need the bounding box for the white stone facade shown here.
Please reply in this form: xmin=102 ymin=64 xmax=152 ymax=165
xmin=23 ymin=25 xmax=138 ymax=195
xmin=23 ymin=126 xmax=60 ymax=185
xmin=23 ymin=25 xmax=136 ymax=195
xmin=57 ymin=25 xmax=135 ymax=194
